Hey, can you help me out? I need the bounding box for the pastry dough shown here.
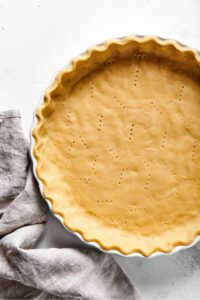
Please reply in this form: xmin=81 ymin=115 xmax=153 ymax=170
xmin=33 ymin=36 xmax=200 ymax=256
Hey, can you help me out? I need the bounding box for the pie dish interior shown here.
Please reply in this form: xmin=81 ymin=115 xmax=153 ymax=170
xmin=33 ymin=36 xmax=200 ymax=256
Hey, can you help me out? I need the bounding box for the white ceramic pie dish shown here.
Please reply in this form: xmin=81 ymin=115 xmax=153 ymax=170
xmin=30 ymin=35 xmax=200 ymax=258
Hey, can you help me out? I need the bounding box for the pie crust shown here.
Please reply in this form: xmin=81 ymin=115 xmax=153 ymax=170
xmin=32 ymin=36 xmax=200 ymax=256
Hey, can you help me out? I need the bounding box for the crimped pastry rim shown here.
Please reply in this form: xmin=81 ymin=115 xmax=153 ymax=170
xmin=31 ymin=35 xmax=200 ymax=257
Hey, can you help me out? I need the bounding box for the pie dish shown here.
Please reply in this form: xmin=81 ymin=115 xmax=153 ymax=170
xmin=32 ymin=35 xmax=200 ymax=256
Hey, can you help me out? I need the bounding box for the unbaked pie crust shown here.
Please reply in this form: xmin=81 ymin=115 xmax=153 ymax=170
xmin=32 ymin=36 xmax=200 ymax=256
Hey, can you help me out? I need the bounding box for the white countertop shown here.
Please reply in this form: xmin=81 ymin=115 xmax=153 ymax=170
xmin=1 ymin=0 xmax=200 ymax=299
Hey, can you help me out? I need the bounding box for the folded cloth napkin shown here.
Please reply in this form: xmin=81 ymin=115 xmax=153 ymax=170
xmin=0 ymin=110 xmax=141 ymax=300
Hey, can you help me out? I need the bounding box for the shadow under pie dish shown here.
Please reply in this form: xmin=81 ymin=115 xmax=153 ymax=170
xmin=32 ymin=35 xmax=200 ymax=257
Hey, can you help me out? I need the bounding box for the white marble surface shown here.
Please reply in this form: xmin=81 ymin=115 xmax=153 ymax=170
xmin=0 ymin=0 xmax=200 ymax=299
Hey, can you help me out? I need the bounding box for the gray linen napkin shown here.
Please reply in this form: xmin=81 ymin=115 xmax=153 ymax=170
xmin=0 ymin=110 xmax=141 ymax=300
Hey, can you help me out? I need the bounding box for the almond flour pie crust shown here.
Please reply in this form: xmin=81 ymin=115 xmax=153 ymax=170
xmin=32 ymin=36 xmax=200 ymax=256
